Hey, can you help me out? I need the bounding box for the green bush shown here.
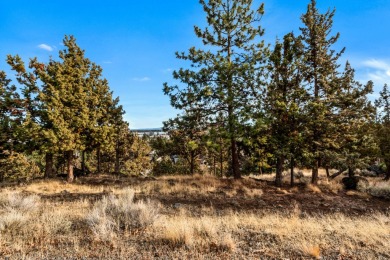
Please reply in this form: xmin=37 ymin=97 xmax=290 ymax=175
xmin=0 ymin=151 xmax=41 ymax=181
xmin=152 ymin=157 xmax=190 ymax=176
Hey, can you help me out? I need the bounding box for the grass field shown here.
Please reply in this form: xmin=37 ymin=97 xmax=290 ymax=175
xmin=0 ymin=173 xmax=389 ymax=259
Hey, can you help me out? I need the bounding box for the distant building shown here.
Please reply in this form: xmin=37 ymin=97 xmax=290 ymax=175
xmin=130 ymin=128 xmax=168 ymax=138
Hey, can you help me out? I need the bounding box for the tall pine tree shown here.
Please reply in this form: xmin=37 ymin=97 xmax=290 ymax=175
xmin=265 ymin=32 xmax=307 ymax=186
xmin=164 ymin=0 xmax=267 ymax=178
xmin=300 ymin=0 xmax=345 ymax=184
xmin=375 ymin=84 xmax=390 ymax=180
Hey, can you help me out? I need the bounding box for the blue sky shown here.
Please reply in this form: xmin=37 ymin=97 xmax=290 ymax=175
xmin=1 ymin=0 xmax=390 ymax=128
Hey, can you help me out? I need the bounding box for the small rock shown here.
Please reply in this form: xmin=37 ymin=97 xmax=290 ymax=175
xmin=173 ymin=203 xmax=182 ymax=209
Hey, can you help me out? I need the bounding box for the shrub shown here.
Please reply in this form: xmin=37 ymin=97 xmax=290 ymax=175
xmin=0 ymin=192 xmax=40 ymax=213
xmin=152 ymin=157 xmax=190 ymax=176
xmin=0 ymin=210 xmax=27 ymax=234
xmin=0 ymin=151 xmax=41 ymax=181
xmin=86 ymin=188 xmax=160 ymax=240
xmin=86 ymin=197 xmax=116 ymax=242
xmin=0 ymin=192 xmax=41 ymax=236
xmin=367 ymin=182 xmax=390 ymax=199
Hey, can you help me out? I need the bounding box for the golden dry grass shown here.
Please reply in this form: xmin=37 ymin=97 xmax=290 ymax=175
xmin=151 ymin=208 xmax=390 ymax=258
xmin=0 ymin=175 xmax=389 ymax=259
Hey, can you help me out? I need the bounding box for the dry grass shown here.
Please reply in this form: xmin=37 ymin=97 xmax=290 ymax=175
xmin=86 ymin=188 xmax=160 ymax=241
xmin=251 ymin=168 xmax=331 ymax=185
xmin=20 ymin=179 xmax=108 ymax=194
xmin=306 ymin=183 xmax=322 ymax=193
xmin=0 ymin=176 xmax=389 ymax=259
xmin=152 ymin=208 xmax=390 ymax=258
xmin=155 ymin=209 xmax=236 ymax=252
xmin=367 ymin=180 xmax=390 ymax=199
xmin=318 ymin=179 xmax=344 ymax=194
xmin=135 ymin=174 xmax=263 ymax=199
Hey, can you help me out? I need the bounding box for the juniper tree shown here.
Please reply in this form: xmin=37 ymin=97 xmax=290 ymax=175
xmin=265 ymin=33 xmax=307 ymax=186
xmin=164 ymin=0 xmax=267 ymax=178
xmin=82 ymin=63 xmax=118 ymax=174
xmin=299 ymin=0 xmax=345 ymax=184
xmin=29 ymin=36 xmax=119 ymax=181
xmin=375 ymin=84 xmax=390 ymax=180
xmin=7 ymin=55 xmax=57 ymax=177
xmin=0 ymin=71 xmax=23 ymax=161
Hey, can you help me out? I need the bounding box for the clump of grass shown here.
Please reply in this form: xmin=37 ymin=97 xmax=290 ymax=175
xmin=300 ymin=243 xmax=321 ymax=259
xmin=318 ymin=179 xmax=343 ymax=194
xmin=156 ymin=213 xmax=236 ymax=252
xmin=40 ymin=210 xmax=73 ymax=235
xmin=0 ymin=191 xmax=42 ymax=244
xmin=0 ymin=191 xmax=40 ymax=213
xmin=86 ymin=197 xmax=117 ymax=242
xmin=306 ymin=183 xmax=322 ymax=193
xmin=367 ymin=181 xmax=390 ymax=199
xmin=0 ymin=210 xmax=27 ymax=234
xmin=86 ymin=188 xmax=160 ymax=241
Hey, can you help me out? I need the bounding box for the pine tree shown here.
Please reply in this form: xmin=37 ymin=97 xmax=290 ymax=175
xmin=375 ymin=84 xmax=390 ymax=180
xmin=299 ymin=0 xmax=345 ymax=184
xmin=112 ymin=108 xmax=128 ymax=174
xmin=0 ymin=70 xmax=23 ymax=159
xmin=331 ymin=62 xmax=375 ymax=177
xmin=163 ymin=109 xmax=206 ymax=175
xmin=265 ymin=33 xmax=307 ymax=186
xmin=164 ymin=0 xmax=267 ymax=178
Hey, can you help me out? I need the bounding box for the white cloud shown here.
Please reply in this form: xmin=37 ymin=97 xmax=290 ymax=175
xmin=362 ymin=59 xmax=390 ymax=71
xmin=38 ymin=44 xmax=53 ymax=51
xmin=132 ymin=77 xmax=151 ymax=82
xmin=359 ymin=59 xmax=390 ymax=87
xmin=162 ymin=68 xmax=173 ymax=74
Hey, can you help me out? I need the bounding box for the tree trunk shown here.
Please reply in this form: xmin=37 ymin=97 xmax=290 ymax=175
xmin=348 ymin=167 xmax=354 ymax=178
xmin=311 ymin=159 xmax=319 ymax=184
xmin=330 ymin=168 xmax=346 ymax=179
xmin=231 ymin=137 xmax=240 ymax=179
xmin=384 ymin=162 xmax=390 ymax=181
xmin=226 ymin=23 xmax=240 ymax=180
xmin=67 ymin=151 xmax=74 ymax=183
xmin=311 ymin=68 xmax=320 ymax=185
xmin=326 ymin=167 xmax=330 ymax=178
xmin=275 ymin=156 xmax=284 ymax=187
xmin=44 ymin=153 xmax=53 ymax=178
xmin=97 ymin=147 xmax=101 ymax=174
xmin=190 ymin=151 xmax=195 ymax=175
xmin=213 ymin=156 xmax=216 ymax=176
xmin=114 ymin=148 xmax=120 ymax=174
xmin=290 ymin=157 xmax=294 ymax=186
xmin=220 ymin=141 xmax=223 ymax=177
xmin=81 ymin=151 xmax=86 ymax=175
